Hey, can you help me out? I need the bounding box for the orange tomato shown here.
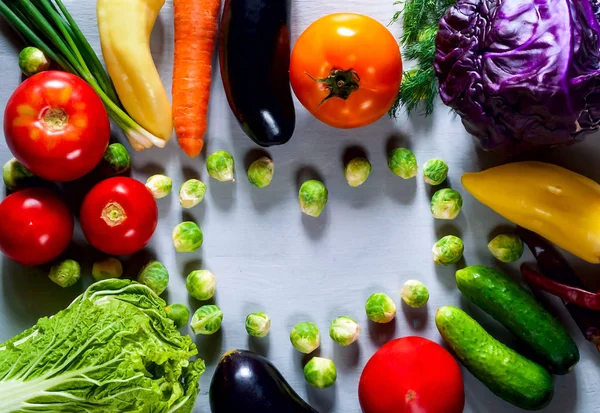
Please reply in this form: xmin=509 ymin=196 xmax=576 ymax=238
xmin=290 ymin=13 xmax=402 ymax=129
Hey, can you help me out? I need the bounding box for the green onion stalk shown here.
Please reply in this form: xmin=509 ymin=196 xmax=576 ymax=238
xmin=0 ymin=0 xmax=164 ymax=150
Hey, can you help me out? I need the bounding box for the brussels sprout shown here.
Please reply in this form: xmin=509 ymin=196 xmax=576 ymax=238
xmin=137 ymin=260 xmax=169 ymax=295
xmin=186 ymin=270 xmax=216 ymax=301
xmin=329 ymin=316 xmax=360 ymax=346
xmin=388 ymin=148 xmax=418 ymax=179
xmin=245 ymin=312 xmax=271 ymax=338
xmin=365 ymin=293 xmax=396 ymax=323
xmin=172 ymin=222 xmax=204 ymax=252
xmin=298 ymin=180 xmax=328 ymax=217
xmin=165 ymin=304 xmax=190 ymax=329
xmin=92 ymin=257 xmax=123 ymax=281
xmin=345 ymin=157 xmax=371 ymax=187
xmin=488 ymin=234 xmax=524 ymax=263
xmin=179 ymin=179 xmax=207 ymax=209
xmin=190 ymin=305 xmax=223 ymax=335
xmin=2 ymin=158 xmax=34 ymax=189
xmin=432 ymin=235 xmax=464 ymax=265
xmin=247 ymin=157 xmax=274 ymax=188
xmin=401 ymin=280 xmax=430 ymax=308
xmin=103 ymin=143 xmax=131 ymax=175
xmin=48 ymin=259 xmax=81 ymax=288
xmin=207 ymin=150 xmax=235 ymax=182
xmin=145 ymin=174 xmax=173 ymax=199
xmin=423 ymin=159 xmax=449 ymax=185
xmin=303 ymin=357 xmax=337 ymax=389
xmin=430 ymin=188 xmax=463 ymax=220
xmin=290 ymin=322 xmax=321 ymax=354
xmin=18 ymin=47 xmax=50 ymax=76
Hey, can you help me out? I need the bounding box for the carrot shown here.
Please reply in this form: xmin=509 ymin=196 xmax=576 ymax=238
xmin=172 ymin=0 xmax=222 ymax=158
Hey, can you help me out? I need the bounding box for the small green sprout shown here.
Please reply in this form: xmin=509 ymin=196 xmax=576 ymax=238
xmin=329 ymin=316 xmax=360 ymax=346
xmin=186 ymin=270 xmax=216 ymax=301
xmin=145 ymin=174 xmax=173 ymax=199
xmin=3 ymin=158 xmax=34 ymax=189
xmin=18 ymin=47 xmax=50 ymax=76
xmin=48 ymin=259 xmax=81 ymax=288
xmin=191 ymin=305 xmax=223 ymax=335
xmin=304 ymin=357 xmax=337 ymax=389
xmin=172 ymin=222 xmax=204 ymax=252
xmin=103 ymin=143 xmax=130 ymax=175
xmin=431 ymin=188 xmax=463 ymax=220
xmin=401 ymin=280 xmax=430 ymax=308
xmin=245 ymin=312 xmax=271 ymax=338
xmin=423 ymin=159 xmax=449 ymax=185
xmin=92 ymin=257 xmax=123 ymax=281
xmin=137 ymin=260 xmax=169 ymax=295
xmin=298 ymin=180 xmax=328 ymax=217
xmin=290 ymin=322 xmax=321 ymax=354
xmin=488 ymin=234 xmax=524 ymax=263
xmin=207 ymin=151 xmax=235 ymax=182
xmin=179 ymin=179 xmax=207 ymax=209
xmin=432 ymin=235 xmax=464 ymax=265
xmin=165 ymin=304 xmax=190 ymax=329
xmin=365 ymin=293 xmax=397 ymax=323
xmin=388 ymin=148 xmax=418 ymax=179
xmin=345 ymin=157 xmax=372 ymax=187
xmin=247 ymin=157 xmax=274 ymax=188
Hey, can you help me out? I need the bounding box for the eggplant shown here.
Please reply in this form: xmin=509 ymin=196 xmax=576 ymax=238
xmin=210 ymin=350 xmax=319 ymax=413
xmin=219 ymin=0 xmax=296 ymax=147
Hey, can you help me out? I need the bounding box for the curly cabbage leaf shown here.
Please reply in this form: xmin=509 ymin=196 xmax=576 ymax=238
xmin=0 ymin=280 xmax=204 ymax=413
xmin=435 ymin=0 xmax=600 ymax=151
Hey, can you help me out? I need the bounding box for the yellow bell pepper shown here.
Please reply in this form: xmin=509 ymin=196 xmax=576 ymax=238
xmin=462 ymin=161 xmax=600 ymax=264
xmin=97 ymin=0 xmax=172 ymax=149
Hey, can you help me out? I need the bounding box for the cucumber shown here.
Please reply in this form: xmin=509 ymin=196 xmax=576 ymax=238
xmin=456 ymin=265 xmax=579 ymax=374
xmin=436 ymin=306 xmax=554 ymax=410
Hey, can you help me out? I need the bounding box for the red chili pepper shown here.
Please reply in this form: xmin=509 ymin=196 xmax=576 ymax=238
xmin=517 ymin=227 xmax=600 ymax=352
xmin=521 ymin=264 xmax=600 ymax=311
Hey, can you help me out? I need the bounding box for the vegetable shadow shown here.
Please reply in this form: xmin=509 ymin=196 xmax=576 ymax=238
xmin=406 ymin=108 xmax=435 ymax=134
xmin=367 ymin=319 xmax=397 ymax=346
xmin=182 ymin=208 xmax=206 ymax=229
xmin=123 ymin=248 xmax=157 ymax=281
xmin=247 ymin=335 xmax=271 ymax=357
xmin=61 ymin=167 xmax=114 ymax=217
xmin=305 ymin=382 xmax=337 ymax=413
xmin=296 ymin=167 xmax=329 ymax=240
xmin=384 ymin=172 xmax=417 ymax=205
xmin=401 ymin=301 xmax=429 ymax=331
xmin=208 ymin=179 xmax=236 ymax=212
xmin=292 ymin=348 xmax=322 ymax=374
xmin=433 ymin=260 xmax=465 ymax=290
xmin=138 ymin=162 xmax=165 ymax=176
xmin=487 ymin=224 xmax=519 ymax=242
xmin=435 ymin=223 xmax=463 ymax=239
xmin=182 ymin=259 xmax=204 ymax=278
xmin=332 ymin=341 xmax=361 ymax=371
xmin=0 ymin=258 xmax=80 ymax=327
xmin=195 ymin=328 xmax=224 ymax=365
xmin=181 ymin=166 xmax=202 ymax=181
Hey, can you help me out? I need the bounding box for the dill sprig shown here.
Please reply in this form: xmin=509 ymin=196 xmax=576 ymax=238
xmin=390 ymin=0 xmax=455 ymax=117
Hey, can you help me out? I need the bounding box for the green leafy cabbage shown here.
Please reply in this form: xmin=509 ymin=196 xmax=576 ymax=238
xmin=0 ymin=280 xmax=204 ymax=413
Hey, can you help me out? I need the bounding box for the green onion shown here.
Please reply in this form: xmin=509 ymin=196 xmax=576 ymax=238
xmin=0 ymin=0 xmax=164 ymax=150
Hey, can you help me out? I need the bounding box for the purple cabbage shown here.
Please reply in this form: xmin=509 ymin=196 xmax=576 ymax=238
xmin=435 ymin=0 xmax=600 ymax=151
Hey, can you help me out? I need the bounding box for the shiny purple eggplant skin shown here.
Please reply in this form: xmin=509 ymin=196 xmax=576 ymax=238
xmin=209 ymin=350 xmax=319 ymax=413
xmin=219 ymin=0 xmax=296 ymax=147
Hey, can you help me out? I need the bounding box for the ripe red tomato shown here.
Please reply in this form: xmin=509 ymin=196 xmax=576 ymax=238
xmin=290 ymin=13 xmax=402 ymax=129
xmin=0 ymin=188 xmax=74 ymax=266
xmin=80 ymin=177 xmax=158 ymax=256
xmin=359 ymin=337 xmax=465 ymax=413
xmin=4 ymin=71 xmax=110 ymax=182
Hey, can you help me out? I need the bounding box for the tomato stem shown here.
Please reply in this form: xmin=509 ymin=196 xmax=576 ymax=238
xmin=42 ymin=107 xmax=68 ymax=130
xmin=306 ymin=68 xmax=361 ymax=108
xmin=101 ymin=202 xmax=126 ymax=227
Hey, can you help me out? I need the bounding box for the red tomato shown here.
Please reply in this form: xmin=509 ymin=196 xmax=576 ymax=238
xmin=80 ymin=177 xmax=158 ymax=256
xmin=0 ymin=188 xmax=74 ymax=266
xmin=359 ymin=337 xmax=465 ymax=413
xmin=4 ymin=71 xmax=110 ymax=182
xmin=290 ymin=13 xmax=402 ymax=129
